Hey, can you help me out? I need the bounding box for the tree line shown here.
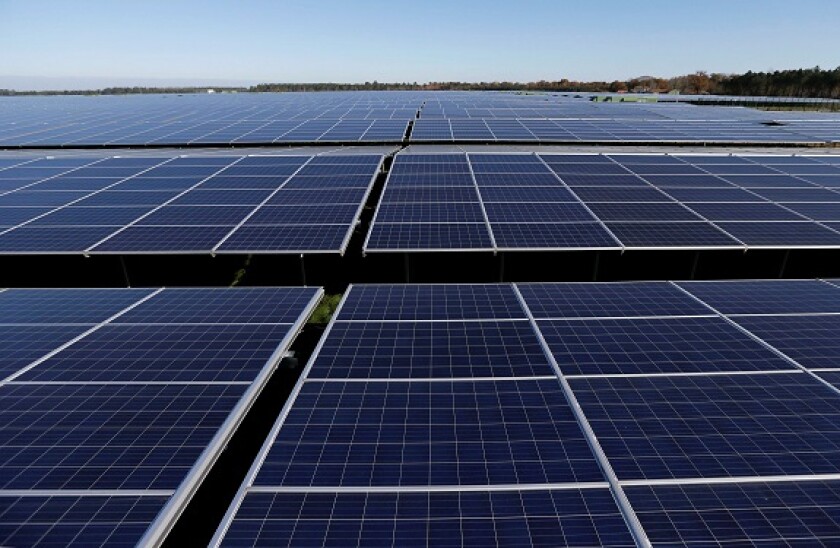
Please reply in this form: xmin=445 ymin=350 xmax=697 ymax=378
xmin=2 ymin=67 xmax=839 ymax=98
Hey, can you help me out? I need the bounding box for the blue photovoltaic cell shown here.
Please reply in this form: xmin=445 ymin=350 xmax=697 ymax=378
xmin=538 ymin=316 xmax=796 ymax=376
xmin=0 ymin=226 xmax=119 ymax=252
xmin=0 ymin=288 xmax=153 ymax=323
xmin=784 ymin=202 xmax=840 ymax=221
xmin=74 ymin=191 xmax=180 ymax=207
xmin=751 ymin=188 xmax=840 ymax=202
xmin=687 ymin=202 xmax=806 ymax=221
xmin=584 ymin=202 xmax=702 ymax=222
xmin=479 ymin=186 xmax=578 ymax=202
xmin=365 ymin=222 xmax=492 ymax=250
xmin=268 ymin=188 xmax=367 ymax=205
xmin=559 ymin=174 xmax=652 ymax=187
xmin=660 ymin=188 xmax=765 ymax=202
xmin=0 ymin=495 xmax=168 ymax=548
xmin=571 ymin=187 xmax=672 ymax=203
xmin=254 ymin=379 xmax=604 ymax=487
xmin=339 ymin=284 xmax=525 ymax=321
xmin=217 ymin=224 xmax=349 ymax=252
xmin=31 ymin=177 xmax=125 ymax=192
xmin=245 ymin=204 xmax=360 ymax=225
xmin=716 ymin=221 xmax=840 ymax=246
xmin=493 ymin=222 xmax=619 ymax=249
xmin=137 ymin=206 xmax=256 ymax=226
xmin=90 ymin=225 xmax=233 ymax=252
xmin=731 ymin=314 xmax=840 ymax=369
xmin=374 ymin=203 xmax=485 ymax=223
xmin=0 ymin=382 xmax=247 ymax=489
xmin=518 ymin=282 xmax=712 ymax=318
xmin=0 ymin=207 xmax=51 ymax=225
xmin=0 ymin=325 xmax=91 ymax=379
xmin=814 ymin=371 xmax=840 ymax=391
xmin=169 ymin=189 xmax=272 ymax=206
xmin=386 ymin=173 xmax=474 ymax=187
xmin=30 ymin=206 xmax=153 ymax=226
xmin=380 ymin=187 xmax=479 ymax=204
xmin=484 ymin=202 xmax=595 ymax=223
xmin=474 ymin=172 xmax=565 ymax=186
xmin=606 ymin=222 xmax=742 ymax=248
xmin=17 ymin=324 xmax=294 ymax=383
xmin=221 ymin=489 xmax=635 ymax=548
xmin=114 ymin=287 xmax=318 ymax=324
xmin=627 ymin=480 xmax=840 ymax=547
xmin=677 ymin=280 xmax=840 ymax=314
xmin=571 ymin=373 xmax=840 ymax=480
xmin=641 ymin=174 xmax=734 ymax=188
xmin=308 ymin=320 xmax=553 ymax=379
xmin=0 ymin=191 xmax=91 ymax=207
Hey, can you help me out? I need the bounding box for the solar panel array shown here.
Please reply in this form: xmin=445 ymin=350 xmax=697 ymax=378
xmin=0 ymin=286 xmax=322 ymax=547
xmin=2 ymin=91 xmax=840 ymax=147
xmin=213 ymin=280 xmax=840 ymax=547
xmin=366 ymin=153 xmax=840 ymax=252
xmin=0 ymin=154 xmax=383 ymax=254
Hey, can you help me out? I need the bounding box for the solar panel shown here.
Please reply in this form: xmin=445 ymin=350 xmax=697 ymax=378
xmin=0 ymin=286 xmax=322 ymax=546
xmin=0 ymin=494 xmax=169 ymax=547
xmin=627 ymin=480 xmax=840 ymax=546
xmin=675 ymin=280 xmax=840 ymax=315
xmin=570 ymin=372 xmax=840 ymax=480
xmin=221 ymin=489 xmax=636 ymax=548
xmin=539 ymin=316 xmax=796 ymax=376
xmin=0 ymin=154 xmax=383 ymax=255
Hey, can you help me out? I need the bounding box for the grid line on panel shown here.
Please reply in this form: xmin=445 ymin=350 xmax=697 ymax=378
xmin=0 ymin=157 xmax=176 ymax=237
xmin=211 ymin=156 xmax=316 ymax=252
xmin=85 ymin=157 xmax=247 ymax=252
xmin=465 ymin=153 xmax=498 ymax=251
xmin=510 ymin=283 xmax=651 ymax=547
xmin=534 ymin=154 xmax=625 ymax=249
xmin=0 ymin=288 xmax=165 ymax=384
xmin=671 ymin=282 xmax=840 ymax=400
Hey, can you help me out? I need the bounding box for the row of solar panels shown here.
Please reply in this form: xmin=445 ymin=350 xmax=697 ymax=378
xmin=9 ymin=152 xmax=840 ymax=254
xmin=6 ymin=281 xmax=840 ymax=546
xmin=371 ymin=152 xmax=840 ymax=251
xmin=0 ymin=119 xmax=411 ymax=147
xmin=411 ymin=119 xmax=840 ymax=143
xmin=3 ymin=119 xmax=840 ymax=146
xmin=0 ymin=154 xmax=383 ymax=254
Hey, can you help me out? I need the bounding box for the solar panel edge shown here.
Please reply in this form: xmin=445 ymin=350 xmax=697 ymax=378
xmin=140 ymin=286 xmax=323 ymax=547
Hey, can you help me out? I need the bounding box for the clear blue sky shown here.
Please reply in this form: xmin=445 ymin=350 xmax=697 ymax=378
xmin=1 ymin=0 xmax=838 ymax=89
